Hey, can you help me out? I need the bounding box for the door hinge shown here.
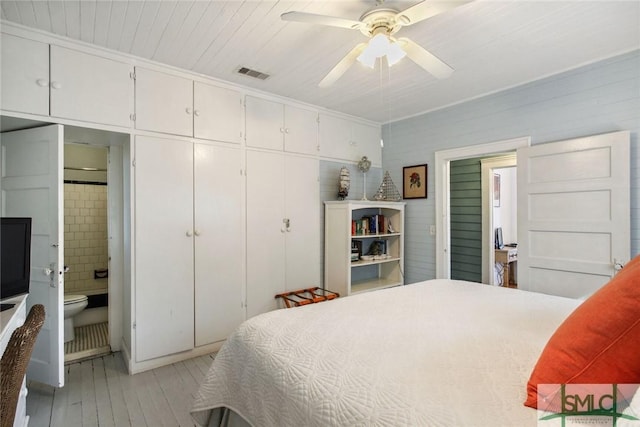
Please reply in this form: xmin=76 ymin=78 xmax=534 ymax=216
xmin=132 ymin=322 xmax=136 ymax=329
xmin=130 ymin=113 xmax=136 ymax=122
xmin=132 ymin=159 xmax=136 ymax=167
xmin=130 ymin=71 xmax=136 ymax=80
xmin=316 ymin=115 xmax=320 ymax=124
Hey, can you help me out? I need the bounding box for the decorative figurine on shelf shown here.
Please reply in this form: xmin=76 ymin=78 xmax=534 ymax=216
xmin=338 ymin=166 xmax=350 ymax=200
xmin=374 ymin=171 xmax=402 ymax=201
xmin=357 ymin=156 xmax=371 ymax=200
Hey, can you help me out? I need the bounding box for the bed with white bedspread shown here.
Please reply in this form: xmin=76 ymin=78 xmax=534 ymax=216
xmin=191 ymin=279 xmax=583 ymax=426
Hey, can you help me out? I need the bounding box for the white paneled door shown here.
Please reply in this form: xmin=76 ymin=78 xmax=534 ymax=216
xmin=134 ymin=135 xmax=194 ymax=361
xmin=284 ymin=155 xmax=320 ymax=289
xmin=246 ymin=150 xmax=286 ymax=318
xmin=194 ymin=143 xmax=244 ymax=346
xmin=1 ymin=125 xmax=64 ymax=387
xmin=517 ymin=131 xmax=630 ymax=298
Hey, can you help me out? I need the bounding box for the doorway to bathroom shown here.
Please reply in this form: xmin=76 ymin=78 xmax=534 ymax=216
xmin=63 ymin=143 xmax=110 ymax=362
xmin=62 ymin=126 xmax=128 ymax=363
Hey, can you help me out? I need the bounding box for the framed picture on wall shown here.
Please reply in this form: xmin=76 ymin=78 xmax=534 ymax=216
xmin=493 ymin=173 xmax=501 ymax=207
xmin=403 ymin=164 xmax=427 ymax=199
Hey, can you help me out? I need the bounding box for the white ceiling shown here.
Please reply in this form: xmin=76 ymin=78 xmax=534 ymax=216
xmin=1 ymin=0 xmax=639 ymax=123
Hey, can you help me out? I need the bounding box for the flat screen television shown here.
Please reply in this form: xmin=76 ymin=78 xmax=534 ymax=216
xmin=1 ymin=217 xmax=33 ymax=300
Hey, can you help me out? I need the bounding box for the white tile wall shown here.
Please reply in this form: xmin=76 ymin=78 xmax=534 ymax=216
xmin=63 ymin=183 xmax=109 ymax=294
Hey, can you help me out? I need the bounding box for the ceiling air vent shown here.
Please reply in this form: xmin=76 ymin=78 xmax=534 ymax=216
xmin=237 ymin=67 xmax=270 ymax=80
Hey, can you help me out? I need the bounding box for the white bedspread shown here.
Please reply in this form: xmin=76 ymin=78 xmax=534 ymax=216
xmin=191 ymin=279 xmax=581 ymax=427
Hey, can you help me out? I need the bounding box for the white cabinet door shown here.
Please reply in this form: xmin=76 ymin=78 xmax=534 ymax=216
xmin=246 ymin=150 xmax=286 ymax=317
xmin=50 ymin=46 xmax=132 ymax=128
xmin=283 ymin=105 xmax=318 ymax=155
xmin=285 ymin=155 xmax=320 ymax=288
xmin=135 ymin=135 xmax=194 ymax=361
xmin=319 ymin=114 xmax=382 ymax=164
xmin=245 ymin=96 xmax=284 ymax=150
xmin=194 ymin=143 xmax=245 ymax=346
xmin=352 ymin=122 xmax=381 ymax=166
xmin=194 ymin=82 xmax=242 ymax=144
xmin=0 ymin=33 xmax=49 ymax=116
xmin=135 ymin=67 xmax=193 ymax=136
xmin=319 ymin=113 xmax=353 ymax=160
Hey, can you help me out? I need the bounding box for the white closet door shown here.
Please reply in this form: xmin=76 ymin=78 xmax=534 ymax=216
xmin=50 ymin=46 xmax=132 ymax=128
xmin=285 ymin=155 xmax=320 ymax=289
xmin=194 ymin=143 xmax=244 ymax=346
xmin=135 ymin=135 xmax=194 ymax=361
xmin=194 ymin=82 xmax=242 ymax=144
xmin=0 ymin=33 xmax=49 ymax=116
xmin=246 ymin=150 xmax=286 ymax=318
xmin=245 ymin=96 xmax=284 ymax=150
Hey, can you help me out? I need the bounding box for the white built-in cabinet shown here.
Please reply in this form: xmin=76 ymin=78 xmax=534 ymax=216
xmin=0 ymin=34 xmax=49 ymax=116
xmin=0 ymin=25 xmax=383 ymax=372
xmin=134 ymin=67 xmax=242 ymax=143
xmin=0 ymin=33 xmax=133 ymax=127
xmin=324 ymin=201 xmax=405 ymax=296
xmin=246 ymin=150 xmax=320 ymax=318
xmin=134 ymin=135 xmax=244 ymax=362
xmin=319 ymin=112 xmax=382 ymax=166
xmin=245 ymin=95 xmax=319 ymax=155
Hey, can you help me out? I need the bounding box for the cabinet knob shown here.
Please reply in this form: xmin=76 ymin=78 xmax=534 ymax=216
xmin=186 ymin=230 xmax=193 ymax=237
xmin=186 ymin=107 xmax=192 ymax=115
xmin=285 ymin=128 xmax=290 ymax=134
xmin=51 ymin=81 xmax=62 ymax=90
xmin=194 ymin=110 xmax=200 ymax=117
xmin=280 ymin=127 xmax=285 ymax=133
xmin=194 ymin=230 xmax=201 ymax=236
xmin=36 ymin=79 xmax=49 ymax=87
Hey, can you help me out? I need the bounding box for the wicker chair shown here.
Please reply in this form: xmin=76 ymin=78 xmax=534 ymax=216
xmin=0 ymin=304 xmax=45 ymax=427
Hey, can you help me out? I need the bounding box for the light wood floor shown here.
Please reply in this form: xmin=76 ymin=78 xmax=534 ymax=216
xmin=26 ymin=352 xmax=215 ymax=427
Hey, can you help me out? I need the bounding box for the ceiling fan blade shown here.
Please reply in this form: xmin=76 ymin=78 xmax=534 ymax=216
xmin=319 ymin=43 xmax=368 ymax=88
xmin=281 ymin=11 xmax=363 ymax=30
xmin=395 ymin=0 xmax=473 ymax=26
xmin=397 ymin=38 xmax=454 ymax=79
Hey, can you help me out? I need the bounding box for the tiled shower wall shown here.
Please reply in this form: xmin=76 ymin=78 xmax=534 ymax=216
xmin=64 ymin=183 xmax=108 ymax=294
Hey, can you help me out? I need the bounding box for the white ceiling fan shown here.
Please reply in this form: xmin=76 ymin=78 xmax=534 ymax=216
xmin=281 ymin=0 xmax=473 ymax=87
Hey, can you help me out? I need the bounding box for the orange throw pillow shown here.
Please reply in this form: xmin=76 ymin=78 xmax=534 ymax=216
xmin=524 ymin=254 xmax=640 ymax=408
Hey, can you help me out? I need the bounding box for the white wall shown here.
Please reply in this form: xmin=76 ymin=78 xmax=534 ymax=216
xmin=381 ymin=50 xmax=640 ymax=284
xmin=493 ymin=167 xmax=517 ymax=245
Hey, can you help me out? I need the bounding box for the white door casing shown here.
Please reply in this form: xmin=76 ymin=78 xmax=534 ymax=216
xmin=517 ymin=131 xmax=630 ymax=298
xmin=435 ymin=137 xmax=531 ymax=279
xmin=480 ymin=155 xmax=517 ymax=284
xmin=1 ymin=125 xmax=64 ymax=387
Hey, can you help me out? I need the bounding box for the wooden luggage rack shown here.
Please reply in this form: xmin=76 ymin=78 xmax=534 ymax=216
xmin=275 ymin=287 xmax=340 ymax=308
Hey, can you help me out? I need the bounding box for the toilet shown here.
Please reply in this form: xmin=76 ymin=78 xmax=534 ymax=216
xmin=63 ymin=294 xmax=88 ymax=342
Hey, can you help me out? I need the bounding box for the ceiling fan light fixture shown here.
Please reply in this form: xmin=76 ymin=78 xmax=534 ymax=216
xmin=357 ymin=33 xmax=406 ymax=68
xmin=386 ymin=41 xmax=407 ymax=66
